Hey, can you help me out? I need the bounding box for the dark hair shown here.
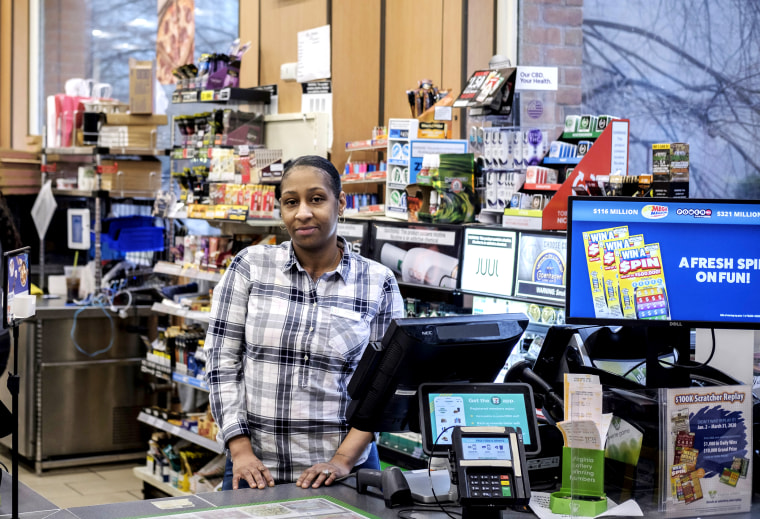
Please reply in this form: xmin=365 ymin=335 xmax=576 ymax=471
xmin=0 ymin=192 xmax=22 ymax=252
xmin=281 ymin=155 xmax=342 ymax=198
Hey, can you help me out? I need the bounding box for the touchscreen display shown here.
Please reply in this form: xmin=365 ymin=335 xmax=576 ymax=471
xmin=427 ymin=391 xmax=532 ymax=447
xmin=460 ymin=437 xmax=513 ymax=461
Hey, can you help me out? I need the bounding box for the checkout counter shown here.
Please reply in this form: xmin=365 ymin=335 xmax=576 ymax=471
xmin=0 ymin=298 xmax=155 ymax=474
xmin=2 ymin=469 xmax=759 ymax=519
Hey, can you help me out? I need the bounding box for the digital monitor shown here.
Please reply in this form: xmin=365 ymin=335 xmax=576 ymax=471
xmin=459 ymin=227 xmax=518 ymax=298
xmin=460 ymin=436 xmax=512 ymax=460
xmin=514 ymin=231 xmax=566 ymax=305
xmin=566 ymin=197 xmax=760 ymax=329
xmin=3 ymin=246 xmax=31 ymax=328
xmin=418 ymin=382 xmax=540 ymax=457
xmin=371 ymin=222 xmax=463 ymax=290
xmin=346 ymin=313 xmax=529 ymax=433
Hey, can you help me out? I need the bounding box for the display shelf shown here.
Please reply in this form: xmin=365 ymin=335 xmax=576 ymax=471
xmin=173 ymin=372 xmax=210 ymax=392
xmin=133 ymin=466 xmax=193 ymax=498
xmin=151 ymin=302 xmax=211 ymax=323
xmin=153 ymin=261 xmax=223 ymax=283
xmin=137 ymin=412 xmax=222 ymax=453
xmin=140 ymin=360 xmax=172 ymax=382
xmin=522 ymin=183 xmax=562 ymax=191
xmin=542 ymin=157 xmax=582 ymax=165
xmin=171 ymin=87 xmax=271 ymax=105
xmin=42 ymin=146 xmax=99 ymax=156
xmin=44 ymin=146 xmax=168 ymax=157
xmin=342 ymin=178 xmax=386 ymax=185
xmin=345 ymin=139 xmax=388 ymax=151
xmin=386 ymin=181 xmax=408 ymax=190
xmin=562 ymin=130 xmax=602 ymax=140
xmin=51 ymin=188 xmax=156 ymax=199
xmin=244 ymin=218 xmax=281 ymax=227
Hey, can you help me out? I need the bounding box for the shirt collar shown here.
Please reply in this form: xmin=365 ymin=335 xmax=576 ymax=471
xmin=282 ymin=236 xmax=351 ymax=282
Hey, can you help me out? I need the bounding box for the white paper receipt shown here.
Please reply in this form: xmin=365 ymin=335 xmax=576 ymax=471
xmin=151 ymin=498 xmax=196 ymax=510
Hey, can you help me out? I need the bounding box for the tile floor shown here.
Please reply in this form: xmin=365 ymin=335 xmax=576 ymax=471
xmin=0 ymin=446 xmax=145 ymax=509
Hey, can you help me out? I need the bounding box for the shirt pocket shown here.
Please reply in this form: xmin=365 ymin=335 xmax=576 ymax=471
xmin=324 ymin=307 xmax=371 ymax=363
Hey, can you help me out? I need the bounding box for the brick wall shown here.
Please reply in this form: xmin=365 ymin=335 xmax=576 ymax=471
xmin=519 ymin=0 xmax=583 ymax=132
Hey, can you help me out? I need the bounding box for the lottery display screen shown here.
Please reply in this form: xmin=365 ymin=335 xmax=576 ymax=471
xmin=566 ymin=197 xmax=760 ymax=329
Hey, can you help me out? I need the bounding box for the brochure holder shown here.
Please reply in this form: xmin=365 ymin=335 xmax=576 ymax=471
xmin=541 ymin=119 xmax=630 ymax=230
xmin=550 ymin=446 xmax=608 ymax=516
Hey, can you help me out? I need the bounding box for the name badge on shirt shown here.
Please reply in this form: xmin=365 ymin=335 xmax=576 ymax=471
xmin=332 ymin=307 xmax=362 ymax=321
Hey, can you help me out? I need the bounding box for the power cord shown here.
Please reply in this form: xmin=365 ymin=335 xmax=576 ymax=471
xmin=70 ymin=292 xmax=115 ymax=358
xmin=425 ymin=426 xmax=459 ymax=519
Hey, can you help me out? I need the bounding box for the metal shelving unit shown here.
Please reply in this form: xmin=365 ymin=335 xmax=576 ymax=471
xmin=137 ymin=412 xmax=221 ymax=453
xmin=132 ymin=466 xmax=192 ymax=497
xmin=150 ymin=302 xmax=210 ymax=324
xmin=153 ymin=261 xmax=223 ymax=283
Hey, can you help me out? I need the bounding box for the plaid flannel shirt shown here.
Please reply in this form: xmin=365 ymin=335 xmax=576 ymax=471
xmin=205 ymin=237 xmax=403 ymax=482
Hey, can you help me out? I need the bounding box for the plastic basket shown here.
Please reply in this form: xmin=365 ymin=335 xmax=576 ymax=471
xmin=102 ymin=216 xmax=165 ymax=252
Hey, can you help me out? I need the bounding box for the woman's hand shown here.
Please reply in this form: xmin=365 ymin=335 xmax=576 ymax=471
xmin=296 ymin=460 xmax=351 ymax=489
xmin=228 ymin=436 xmax=275 ymax=489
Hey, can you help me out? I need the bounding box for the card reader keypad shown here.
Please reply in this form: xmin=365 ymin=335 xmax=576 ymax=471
xmin=466 ymin=473 xmax=512 ymax=498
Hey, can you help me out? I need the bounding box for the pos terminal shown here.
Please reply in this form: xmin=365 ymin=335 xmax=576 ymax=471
xmin=452 ymin=426 xmax=531 ymax=509
xmin=418 ymin=382 xmax=538 ymax=517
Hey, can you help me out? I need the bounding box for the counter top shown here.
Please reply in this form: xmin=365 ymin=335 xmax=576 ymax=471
xmin=23 ymin=297 xmax=155 ymax=319
xmin=4 ymin=469 xmax=760 ymax=518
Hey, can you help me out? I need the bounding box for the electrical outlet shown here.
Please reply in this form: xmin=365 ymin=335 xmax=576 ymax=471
xmin=280 ymin=62 xmax=297 ymax=82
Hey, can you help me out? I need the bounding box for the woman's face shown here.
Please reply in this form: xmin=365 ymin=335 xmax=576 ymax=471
xmin=280 ymin=166 xmax=346 ymax=255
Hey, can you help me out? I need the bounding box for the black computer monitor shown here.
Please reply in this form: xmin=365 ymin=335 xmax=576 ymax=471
xmin=346 ymin=313 xmax=529 ymax=433
xmin=565 ymin=197 xmax=760 ymax=387
xmin=567 ymin=196 xmax=760 ymax=329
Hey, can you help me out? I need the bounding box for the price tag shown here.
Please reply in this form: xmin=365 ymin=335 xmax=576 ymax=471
xmin=200 ymin=90 xmax=214 ymax=102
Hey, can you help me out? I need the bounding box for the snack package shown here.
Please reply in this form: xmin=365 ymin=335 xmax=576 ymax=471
xmin=582 ymin=226 xmax=629 ymax=317
xmin=615 ymin=242 xmax=670 ymax=320
xmin=600 ymin=234 xmax=645 ymax=318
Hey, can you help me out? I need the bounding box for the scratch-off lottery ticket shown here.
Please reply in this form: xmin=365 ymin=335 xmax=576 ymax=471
xmin=582 ymin=226 xmax=629 ymax=318
xmin=615 ymin=242 xmax=670 ymax=320
xmin=600 ymin=234 xmax=645 ymax=318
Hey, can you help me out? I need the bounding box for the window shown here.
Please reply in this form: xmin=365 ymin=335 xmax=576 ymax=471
xmin=582 ymin=1 xmax=760 ymax=198
xmin=35 ymin=0 xmax=239 ymax=141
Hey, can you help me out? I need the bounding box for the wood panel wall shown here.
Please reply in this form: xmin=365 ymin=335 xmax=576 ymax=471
xmin=12 ymin=0 xmax=29 ymax=149
xmin=330 ymin=0 xmax=382 ymax=173
xmin=259 ymin=0 xmax=328 ymax=114
xmin=1 ymin=0 xmax=32 ymax=150
xmin=0 ymin=0 xmax=12 ymax=148
xmin=238 ymin=0 xmax=260 ymax=89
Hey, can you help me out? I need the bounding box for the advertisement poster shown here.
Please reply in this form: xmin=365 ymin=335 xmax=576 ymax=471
xmin=567 ymin=198 xmax=760 ymax=325
xmin=4 ymin=248 xmax=30 ymax=326
xmin=370 ymin=222 xmax=461 ymax=289
xmin=514 ymin=232 xmax=566 ymax=304
xmin=659 ymin=385 xmax=752 ymax=516
xmin=460 ymin=227 xmax=518 ymax=298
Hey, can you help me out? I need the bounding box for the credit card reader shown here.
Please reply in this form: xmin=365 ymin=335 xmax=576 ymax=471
xmin=451 ymin=426 xmax=531 ymax=517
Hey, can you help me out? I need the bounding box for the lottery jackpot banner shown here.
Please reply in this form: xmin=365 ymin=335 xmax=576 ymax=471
xmin=567 ymin=199 xmax=760 ymax=326
xmin=659 ymin=385 xmax=752 ymax=516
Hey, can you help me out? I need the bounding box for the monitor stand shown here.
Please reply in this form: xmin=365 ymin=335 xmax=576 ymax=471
xmin=641 ymin=326 xmax=691 ymax=388
xmin=402 ymin=457 xmax=458 ymax=503
xmin=642 ymin=326 xmax=741 ymax=388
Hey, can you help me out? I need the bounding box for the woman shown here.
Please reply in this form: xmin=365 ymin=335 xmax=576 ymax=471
xmin=205 ymin=155 xmax=404 ymax=490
